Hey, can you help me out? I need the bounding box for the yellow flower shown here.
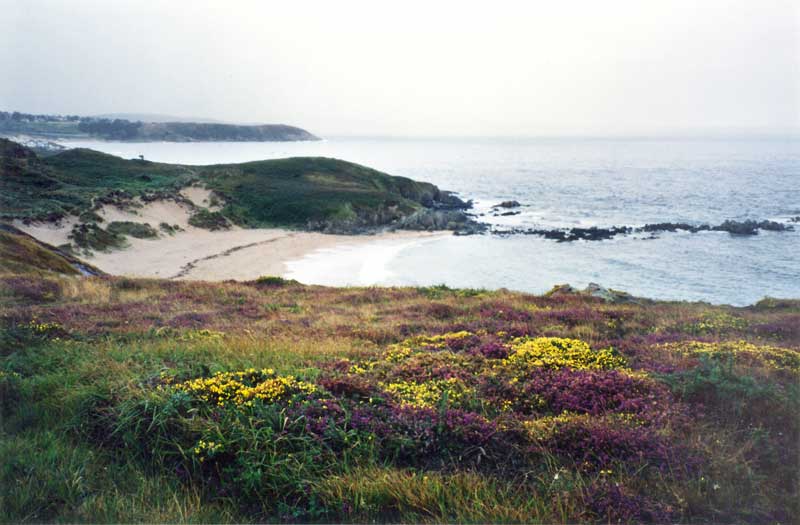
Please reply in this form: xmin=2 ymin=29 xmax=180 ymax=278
xmin=174 ymin=369 xmax=316 ymax=407
xmin=658 ymin=340 xmax=800 ymax=374
xmin=383 ymin=377 xmax=474 ymax=408
xmin=502 ymin=337 xmax=626 ymax=373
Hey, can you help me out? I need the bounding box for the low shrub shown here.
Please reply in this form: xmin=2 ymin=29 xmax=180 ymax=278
xmin=188 ymin=209 xmax=230 ymax=230
xmin=68 ymin=223 xmax=127 ymax=252
xmin=106 ymin=221 xmax=159 ymax=239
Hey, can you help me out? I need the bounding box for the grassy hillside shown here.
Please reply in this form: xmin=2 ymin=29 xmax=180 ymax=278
xmin=0 ymin=140 xmax=195 ymax=221
xmin=0 ymin=224 xmax=104 ymax=276
xmin=1 ymin=139 xmax=469 ymax=233
xmin=0 ymin=259 xmax=797 ymax=521
xmin=202 ymin=157 xmax=441 ymax=229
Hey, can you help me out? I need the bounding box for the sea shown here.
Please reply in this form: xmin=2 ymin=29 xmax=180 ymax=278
xmin=59 ymin=136 xmax=800 ymax=306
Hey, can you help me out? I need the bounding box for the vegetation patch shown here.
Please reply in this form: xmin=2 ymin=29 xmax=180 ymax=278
xmin=252 ymin=275 xmax=299 ymax=287
xmin=158 ymin=222 xmax=182 ymax=235
xmin=187 ymin=209 xmax=230 ymax=230
xmin=105 ymin=221 xmax=159 ymax=239
xmin=0 ymin=268 xmax=797 ymax=522
xmin=68 ymin=223 xmax=127 ymax=252
xmin=0 ymin=228 xmax=77 ymax=275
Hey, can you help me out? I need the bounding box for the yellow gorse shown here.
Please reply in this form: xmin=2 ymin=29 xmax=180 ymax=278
xmin=178 ymin=329 xmax=225 ymax=341
xmin=502 ymin=337 xmax=626 ymax=372
xmin=23 ymin=318 xmax=62 ymax=333
xmin=688 ymin=312 xmax=748 ymax=333
xmin=174 ymin=368 xmax=317 ymax=407
xmin=659 ymin=340 xmax=800 ymax=373
xmin=193 ymin=439 xmax=223 ymax=462
xmin=403 ymin=331 xmax=474 ymax=350
xmin=383 ymin=377 xmax=474 ymax=408
xmin=523 ymin=411 xmax=644 ymax=441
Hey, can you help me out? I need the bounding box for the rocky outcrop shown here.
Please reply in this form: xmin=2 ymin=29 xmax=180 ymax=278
xmin=640 ymin=220 xmax=792 ymax=236
xmin=493 ymin=225 xmax=632 ymax=241
xmin=493 ymin=219 xmax=794 ymax=242
xmin=546 ymin=282 xmax=645 ymax=304
xmin=712 ymin=219 xmax=790 ymax=235
xmin=432 ymin=191 xmax=472 ymax=210
xmin=396 ymin=209 xmax=487 ymax=235
xmin=492 ymin=200 xmax=521 ymax=209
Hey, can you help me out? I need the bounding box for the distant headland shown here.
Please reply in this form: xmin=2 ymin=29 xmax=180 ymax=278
xmin=0 ymin=110 xmax=319 ymax=142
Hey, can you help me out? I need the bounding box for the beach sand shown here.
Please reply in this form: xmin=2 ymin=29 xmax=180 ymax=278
xmin=90 ymin=227 xmax=444 ymax=281
xmin=14 ymin=197 xmax=448 ymax=281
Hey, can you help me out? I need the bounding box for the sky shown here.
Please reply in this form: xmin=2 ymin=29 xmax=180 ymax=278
xmin=1 ymin=0 xmax=798 ymax=137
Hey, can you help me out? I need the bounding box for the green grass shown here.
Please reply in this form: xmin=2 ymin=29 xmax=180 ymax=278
xmin=0 ymin=230 xmax=78 ymax=275
xmin=1 ymin=139 xmax=450 ymax=232
xmin=1 ymin=142 xmax=194 ymax=220
xmin=203 ymin=157 xmax=438 ymax=229
xmin=0 ymin=266 xmax=797 ymax=523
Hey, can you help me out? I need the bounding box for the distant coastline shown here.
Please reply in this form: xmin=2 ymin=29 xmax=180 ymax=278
xmin=0 ymin=110 xmax=319 ymax=142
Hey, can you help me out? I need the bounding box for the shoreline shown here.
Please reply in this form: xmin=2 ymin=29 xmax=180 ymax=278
xmin=11 ymin=187 xmax=451 ymax=282
xmin=13 ymin=218 xmax=449 ymax=281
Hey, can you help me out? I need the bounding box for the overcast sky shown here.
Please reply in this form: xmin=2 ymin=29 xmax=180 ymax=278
xmin=1 ymin=0 xmax=798 ymax=137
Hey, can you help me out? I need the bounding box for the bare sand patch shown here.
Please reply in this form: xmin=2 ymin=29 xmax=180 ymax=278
xmin=179 ymin=186 xmax=220 ymax=210
xmin=179 ymin=230 xmax=445 ymax=281
xmin=97 ymin=199 xmax=196 ymax=229
xmin=13 ymin=217 xmax=78 ymax=246
xmin=86 ymin=228 xmax=288 ymax=278
xmin=89 ymin=228 xmax=445 ymax=280
xmin=16 ymin=214 xmax=447 ymax=281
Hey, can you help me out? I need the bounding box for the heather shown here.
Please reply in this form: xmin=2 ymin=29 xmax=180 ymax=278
xmin=0 ymin=274 xmax=798 ymax=523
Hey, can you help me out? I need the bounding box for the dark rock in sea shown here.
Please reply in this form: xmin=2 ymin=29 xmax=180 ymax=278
xmin=714 ymin=220 xmax=759 ymax=235
xmin=639 ymin=222 xmax=707 ymax=233
xmin=492 ymin=200 xmax=521 ymax=209
xmin=492 ymin=225 xmax=631 ymax=241
xmin=491 ymin=218 xmax=793 ymax=242
xmin=638 ymin=220 xmax=794 ymax=235
xmin=538 ymin=226 xmax=631 ymax=242
xmin=498 ymin=211 xmax=521 ymax=216
xmin=712 ymin=219 xmax=793 ymax=235
xmin=790 ymin=216 xmax=800 ymax=223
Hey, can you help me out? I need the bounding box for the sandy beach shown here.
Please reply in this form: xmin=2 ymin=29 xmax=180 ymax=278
xmin=92 ymin=228 xmax=446 ymax=281
xmin=13 ymin=193 xmax=448 ymax=281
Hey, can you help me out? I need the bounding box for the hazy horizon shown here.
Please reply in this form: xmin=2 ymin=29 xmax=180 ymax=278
xmin=2 ymin=0 xmax=798 ymax=137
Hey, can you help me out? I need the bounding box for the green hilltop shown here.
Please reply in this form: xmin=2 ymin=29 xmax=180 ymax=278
xmin=0 ymin=138 xmax=475 ymax=234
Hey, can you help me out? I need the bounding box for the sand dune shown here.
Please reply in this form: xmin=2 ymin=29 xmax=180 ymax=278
xmin=14 ymin=199 xmax=446 ymax=281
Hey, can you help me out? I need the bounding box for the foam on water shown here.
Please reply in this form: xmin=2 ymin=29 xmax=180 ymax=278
xmin=285 ymin=236 xmax=439 ymax=287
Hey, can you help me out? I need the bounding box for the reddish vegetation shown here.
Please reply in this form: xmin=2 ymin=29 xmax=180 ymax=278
xmin=1 ymin=275 xmax=798 ymax=523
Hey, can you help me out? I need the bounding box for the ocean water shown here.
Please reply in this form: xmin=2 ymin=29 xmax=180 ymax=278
xmin=60 ymin=136 xmax=800 ymax=305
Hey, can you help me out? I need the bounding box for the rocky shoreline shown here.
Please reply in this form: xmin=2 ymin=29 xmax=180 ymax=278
xmin=490 ymin=218 xmax=794 ymax=241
